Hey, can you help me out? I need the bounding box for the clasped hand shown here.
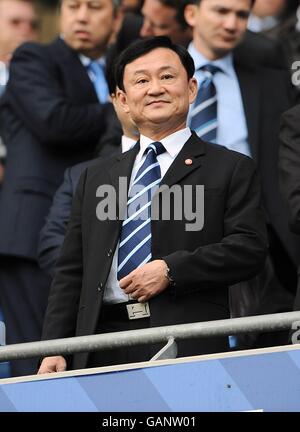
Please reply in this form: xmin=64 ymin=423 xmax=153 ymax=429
xmin=119 ymin=259 xmax=170 ymax=302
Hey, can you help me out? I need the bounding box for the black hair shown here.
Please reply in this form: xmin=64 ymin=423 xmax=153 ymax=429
xmin=282 ymin=0 xmax=299 ymax=18
xmin=115 ymin=36 xmax=195 ymax=91
xmin=105 ymin=46 xmax=119 ymax=95
xmin=156 ymin=0 xmax=193 ymax=29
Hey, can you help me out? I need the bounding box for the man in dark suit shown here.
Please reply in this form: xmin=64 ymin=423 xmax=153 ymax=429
xmin=279 ymin=103 xmax=300 ymax=311
xmin=184 ymin=0 xmax=298 ymax=347
xmin=0 ymin=0 xmax=40 ymax=183
xmin=0 ymin=0 xmax=121 ymax=377
xmin=38 ymin=36 xmax=267 ymax=374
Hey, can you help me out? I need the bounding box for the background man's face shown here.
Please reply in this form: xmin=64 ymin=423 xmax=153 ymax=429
xmin=140 ymin=0 xmax=191 ymax=46
xmin=60 ymin=0 xmax=119 ymax=58
xmin=185 ymin=0 xmax=252 ymax=60
xmin=119 ymin=48 xmax=197 ymax=135
xmin=0 ymin=0 xmax=39 ymax=60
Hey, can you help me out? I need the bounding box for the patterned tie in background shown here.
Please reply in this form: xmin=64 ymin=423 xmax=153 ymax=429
xmin=117 ymin=142 xmax=166 ymax=280
xmin=87 ymin=60 xmax=109 ymax=103
xmin=190 ymin=64 xmax=221 ymax=142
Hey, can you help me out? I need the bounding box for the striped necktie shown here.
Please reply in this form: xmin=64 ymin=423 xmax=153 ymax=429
xmin=190 ymin=64 xmax=221 ymax=142
xmin=117 ymin=142 xmax=166 ymax=280
xmin=87 ymin=60 xmax=109 ymax=103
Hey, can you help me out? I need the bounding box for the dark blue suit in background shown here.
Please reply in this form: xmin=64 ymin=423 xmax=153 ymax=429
xmin=38 ymin=160 xmax=95 ymax=277
xmin=0 ymin=37 xmax=113 ymax=376
xmin=38 ymin=129 xmax=123 ymax=277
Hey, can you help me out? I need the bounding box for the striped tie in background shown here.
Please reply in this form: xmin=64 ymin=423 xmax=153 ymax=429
xmin=190 ymin=64 xmax=221 ymax=142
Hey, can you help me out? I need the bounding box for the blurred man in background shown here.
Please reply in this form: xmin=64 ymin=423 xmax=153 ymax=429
xmin=184 ymin=0 xmax=298 ymax=348
xmin=248 ymin=0 xmax=300 ymax=72
xmin=0 ymin=0 xmax=121 ymax=377
xmin=140 ymin=0 xmax=192 ymax=46
xmin=0 ymin=1 xmax=39 ymax=378
xmin=0 ymin=0 xmax=39 ymax=66
xmin=0 ymin=0 xmax=39 ymax=184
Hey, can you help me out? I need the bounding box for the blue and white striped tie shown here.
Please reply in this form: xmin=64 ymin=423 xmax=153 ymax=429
xmin=190 ymin=64 xmax=221 ymax=142
xmin=117 ymin=142 xmax=166 ymax=280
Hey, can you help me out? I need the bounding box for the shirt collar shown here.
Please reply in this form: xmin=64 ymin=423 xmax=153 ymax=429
xmin=79 ymin=53 xmax=106 ymax=67
xmin=139 ymin=127 xmax=192 ymax=159
xmin=121 ymin=135 xmax=137 ymax=153
xmin=188 ymin=42 xmax=235 ymax=77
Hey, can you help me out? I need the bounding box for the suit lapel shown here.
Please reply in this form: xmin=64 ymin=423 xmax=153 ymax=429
xmin=235 ymin=61 xmax=261 ymax=161
xmin=161 ymin=132 xmax=205 ymax=187
xmin=108 ymin=143 xmax=140 ymax=212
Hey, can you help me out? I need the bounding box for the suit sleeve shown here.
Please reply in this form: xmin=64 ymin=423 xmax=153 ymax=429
xmin=38 ymin=167 xmax=74 ymax=277
xmin=6 ymin=42 xmax=108 ymax=147
xmin=163 ymin=156 xmax=268 ymax=292
xmin=279 ymin=105 xmax=300 ymax=234
xmin=41 ymin=168 xmax=87 ymax=341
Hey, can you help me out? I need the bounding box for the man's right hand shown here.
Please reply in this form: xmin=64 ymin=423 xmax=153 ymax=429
xmin=37 ymin=356 xmax=67 ymax=374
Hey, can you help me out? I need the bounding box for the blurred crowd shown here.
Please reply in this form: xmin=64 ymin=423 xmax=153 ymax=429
xmin=1 ymin=0 xmax=300 ymax=377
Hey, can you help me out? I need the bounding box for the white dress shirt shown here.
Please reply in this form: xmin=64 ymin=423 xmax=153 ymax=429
xmin=247 ymin=14 xmax=279 ymax=33
xmin=103 ymin=127 xmax=192 ymax=304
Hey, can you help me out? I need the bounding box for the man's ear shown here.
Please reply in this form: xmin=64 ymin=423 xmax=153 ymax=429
xmin=184 ymin=4 xmax=198 ymax=28
xmin=188 ymin=77 xmax=198 ymax=105
xmin=116 ymin=88 xmax=130 ymax=113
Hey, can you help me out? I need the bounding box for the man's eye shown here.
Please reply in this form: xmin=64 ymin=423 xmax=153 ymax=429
xmin=10 ymin=19 xmax=22 ymax=26
xmin=237 ymin=11 xmax=250 ymax=19
xmin=136 ymin=79 xmax=147 ymax=84
xmin=162 ymin=74 xmax=173 ymax=80
xmin=215 ymin=7 xmax=227 ymax=14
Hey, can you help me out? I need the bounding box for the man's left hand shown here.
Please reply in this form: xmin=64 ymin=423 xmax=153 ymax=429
xmin=119 ymin=260 xmax=170 ymax=303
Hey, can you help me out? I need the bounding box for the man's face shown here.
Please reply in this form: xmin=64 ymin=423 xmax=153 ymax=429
xmin=0 ymin=0 xmax=39 ymax=61
xmin=60 ymin=0 xmax=120 ymax=58
xmin=140 ymin=0 xmax=192 ymax=46
xmin=185 ymin=0 xmax=252 ymax=60
xmin=118 ymin=48 xmax=197 ymax=136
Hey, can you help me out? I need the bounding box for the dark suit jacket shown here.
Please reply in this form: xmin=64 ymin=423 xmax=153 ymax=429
xmin=0 ymin=37 xmax=113 ymax=260
xmin=38 ymin=160 xmax=96 ymax=277
xmin=235 ymin=30 xmax=288 ymax=70
xmin=278 ymin=104 xmax=300 ymax=311
xmin=41 ymin=133 xmax=268 ymax=369
xmin=233 ymin=60 xmax=300 ymax=273
xmin=38 ymin=132 xmax=123 ymax=275
xmin=279 ymin=103 xmax=300 ymax=235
